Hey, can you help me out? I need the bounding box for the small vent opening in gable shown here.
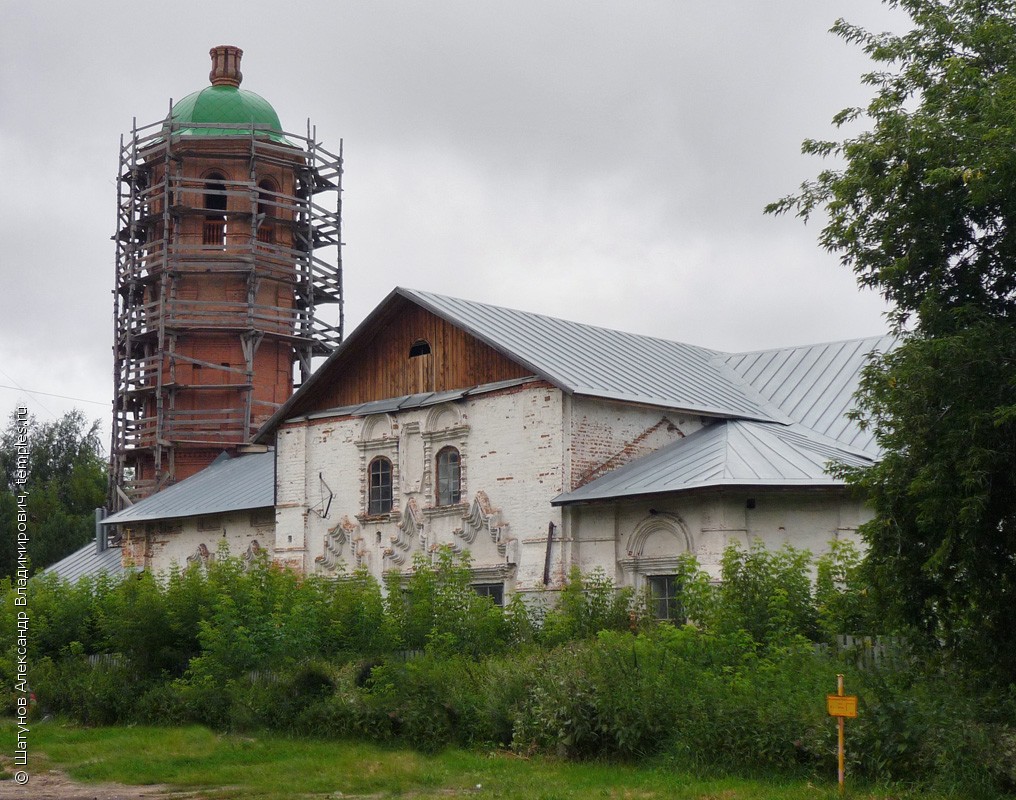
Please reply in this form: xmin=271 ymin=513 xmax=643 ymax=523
xmin=409 ymin=339 xmax=431 ymax=358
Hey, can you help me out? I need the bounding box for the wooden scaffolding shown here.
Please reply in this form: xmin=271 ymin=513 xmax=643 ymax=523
xmin=110 ymin=114 xmax=343 ymax=509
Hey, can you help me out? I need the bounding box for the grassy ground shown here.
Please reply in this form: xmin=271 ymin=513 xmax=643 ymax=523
xmin=2 ymin=719 xmax=947 ymax=800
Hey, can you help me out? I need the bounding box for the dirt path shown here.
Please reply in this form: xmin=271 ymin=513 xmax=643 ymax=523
xmin=0 ymin=769 xmax=205 ymax=799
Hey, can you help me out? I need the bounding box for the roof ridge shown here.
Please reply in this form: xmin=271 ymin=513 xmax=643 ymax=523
xmin=399 ymin=287 xmax=726 ymax=353
xmin=552 ymin=417 xmax=873 ymax=506
xmin=400 ymin=288 xmax=776 ymax=421
xmin=729 ymin=418 xmax=875 ymax=462
xmin=726 ymin=332 xmax=894 ymax=358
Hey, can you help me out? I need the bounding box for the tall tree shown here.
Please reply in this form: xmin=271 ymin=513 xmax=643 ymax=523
xmin=0 ymin=409 xmax=107 ymax=577
xmin=768 ymin=0 xmax=1016 ymax=685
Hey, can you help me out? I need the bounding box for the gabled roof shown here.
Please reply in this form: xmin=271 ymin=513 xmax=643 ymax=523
xmin=257 ymin=288 xmax=779 ymax=438
xmin=404 ymin=289 xmax=775 ymax=419
xmin=41 ymin=540 xmax=125 ymax=583
xmin=251 ymin=287 xmax=890 ymax=502
xmin=101 ymin=451 xmax=274 ymax=526
xmin=553 ymin=419 xmax=875 ymax=506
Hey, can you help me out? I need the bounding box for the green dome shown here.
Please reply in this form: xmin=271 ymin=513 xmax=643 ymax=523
xmin=168 ymin=85 xmax=288 ymax=143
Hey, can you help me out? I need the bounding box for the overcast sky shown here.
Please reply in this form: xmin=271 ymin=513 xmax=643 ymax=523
xmin=1 ymin=1 xmax=908 ymax=450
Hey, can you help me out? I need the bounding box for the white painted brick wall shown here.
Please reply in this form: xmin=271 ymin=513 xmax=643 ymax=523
xmin=566 ymin=397 xmax=703 ymax=490
xmin=276 ymin=382 xmax=568 ymax=590
xmin=570 ymin=491 xmax=872 ymax=588
xmin=141 ymin=383 xmax=872 ymax=599
xmin=142 ymin=509 xmax=273 ymax=571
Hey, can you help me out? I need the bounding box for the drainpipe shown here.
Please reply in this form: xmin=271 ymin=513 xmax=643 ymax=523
xmin=543 ymin=521 xmax=555 ymax=585
xmin=94 ymin=507 xmax=107 ymax=555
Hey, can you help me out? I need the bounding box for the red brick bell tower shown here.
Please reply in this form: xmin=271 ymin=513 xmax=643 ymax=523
xmin=110 ymin=46 xmax=343 ymax=507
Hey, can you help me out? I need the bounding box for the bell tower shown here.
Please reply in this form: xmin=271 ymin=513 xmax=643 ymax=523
xmin=110 ymin=46 xmax=343 ymax=507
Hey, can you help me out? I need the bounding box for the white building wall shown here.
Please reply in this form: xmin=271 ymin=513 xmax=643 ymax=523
xmin=565 ymin=397 xmax=704 ymax=491
xmin=274 ymin=382 xmax=567 ymax=592
xmin=131 ymin=508 xmax=274 ymax=573
xmin=272 ymin=383 xmax=872 ymax=602
xmin=568 ymin=489 xmax=871 ymax=592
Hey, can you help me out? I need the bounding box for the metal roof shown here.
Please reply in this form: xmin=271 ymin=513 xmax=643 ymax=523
xmin=168 ymin=85 xmax=288 ymax=142
xmin=101 ymin=451 xmax=274 ymax=526
xmin=290 ymin=377 xmax=537 ymax=423
xmin=553 ymin=419 xmax=875 ymax=505
xmin=401 ymin=289 xmax=775 ymax=420
xmin=41 ymin=541 xmax=125 ymax=583
xmin=721 ymin=335 xmax=895 ymax=455
xmin=251 ymin=287 xmax=892 ymax=504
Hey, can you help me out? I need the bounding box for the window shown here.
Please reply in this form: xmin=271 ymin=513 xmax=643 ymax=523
xmin=473 ymin=583 xmax=504 ymax=606
xmin=409 ymin=339 xmax=431 ymax=357
xmin=647 ymin=575 xmax=683 ymax=623
xmin=203 ymin=172 xmax=227 ymax=245
xmin=435 ymin=446 xmax=461 ymax=505
xmin=197 ymin=515 xmax=220 ymax=532
xmin=368 ymin=456 xmax=393 ymax=515
xmin=256 ymin=179 xmax=277 ymax=244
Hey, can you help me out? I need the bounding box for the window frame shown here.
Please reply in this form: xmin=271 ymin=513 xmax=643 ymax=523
xmin=256 ymin=178 xmax=278 ymax=244
xmin=409 ymin=339 xmax=431 ymax=357
xmin=472 ymin=582 xmax=504 ymax=607
xmin=367 ymin=456 xmax=394 ymax=516
xmin=203 ymin=171 xmax=228 ymax=246
xmin=435 ymin=445 xmax=461 ymax=506
xmin=646 ymin=574 xmax=684 ymax=623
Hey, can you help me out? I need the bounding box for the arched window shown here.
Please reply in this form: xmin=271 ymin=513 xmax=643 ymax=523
xmin=435 ymin=446 xmax=461 ymax=506
xmin=256 ymin=179 xmax=277 ymax=244
xmin=409 ymin=339 xmax=431 ymax=358
xmin=368 ymin=456 xmax=393 ymax=515
xmin=203 ymin=172 xmax=227 ymax=246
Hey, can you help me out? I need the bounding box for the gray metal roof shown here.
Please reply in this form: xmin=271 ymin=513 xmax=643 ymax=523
xmin=291 ymin=377 xmax=536 ymax=423
xmin=41 ymin=541 xmax=125 ymax=583
xmin=401 ymin=289 xmax=776 ymax=420
xmin=721 ymin=335 xmax=895 ymax=455
xmin=101 ymin=451 xmax=274 ymax=526
xmin=553 ymin=419 xmax=875 ymax=505
xmin=254 ymin=287 xmax=892 ymax=504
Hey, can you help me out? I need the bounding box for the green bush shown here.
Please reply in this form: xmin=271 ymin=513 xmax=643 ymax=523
xmin=815 ymin=539 xmax=876 ymax=639
xmin=710 ymin=540 xmax=819 ymax=646
xmin=539 ymin=566 xmax=647 ymax=647
xmin=513 ymin=626 xmax=840 ymax=768
xmin=849 ymin=666 xmax=1016 ymax=796
xmin=385 ymin=548 xmax=512 ymax=657
xmin=31 ymin=653 xmax=152 ymax=725
xmin=5 ymin=543 xmax=1015 ymax=796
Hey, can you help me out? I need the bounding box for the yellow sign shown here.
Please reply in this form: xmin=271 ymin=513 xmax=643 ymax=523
xmin=826 ymin=694 xmax=858 ymax=718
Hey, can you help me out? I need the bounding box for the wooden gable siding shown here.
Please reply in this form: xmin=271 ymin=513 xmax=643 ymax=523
xmin=301 ymin=301 xmax=535 ymax=413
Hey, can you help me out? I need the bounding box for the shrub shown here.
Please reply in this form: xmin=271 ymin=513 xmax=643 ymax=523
xmin=385 ymin=548 xmax=511 ymax=657
xmin=6 ymin=544 xmax=1015 ymax=795
xmin=324 ymin=568 xmax=393 ymax=656
xmin=31 ymin=652 xmax=152 ymax=725
xmin=815 ymin=539 xmax=875 ymax=639
xmin=711 ymin=541 xmax=819 ymax=646
xmin=539 ymin=566 xmax=645 ymax=646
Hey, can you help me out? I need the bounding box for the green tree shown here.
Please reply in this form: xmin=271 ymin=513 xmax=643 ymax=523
xmin=0 ymin=409 xmax=107 ymax=577
xmin=768 ymin=0 xmax=1016 ymax=684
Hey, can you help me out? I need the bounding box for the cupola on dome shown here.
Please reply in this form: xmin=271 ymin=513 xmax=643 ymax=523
xmin=167 ymin=46 xmax=287 ymax=142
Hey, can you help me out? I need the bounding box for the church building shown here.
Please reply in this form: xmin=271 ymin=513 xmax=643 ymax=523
xmin=81 ymin=46 xmax=889 ymax=608
xmin=103 ymin=286 xmax=889 ymax=606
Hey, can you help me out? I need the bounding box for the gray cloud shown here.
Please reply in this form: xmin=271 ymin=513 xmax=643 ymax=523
xmin=0 ymin=0 xmax=904 ymax=446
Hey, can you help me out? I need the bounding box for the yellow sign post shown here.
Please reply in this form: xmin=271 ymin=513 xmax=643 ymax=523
xmin=827 ymin=674 xmax=858 ymax=794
